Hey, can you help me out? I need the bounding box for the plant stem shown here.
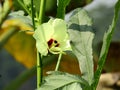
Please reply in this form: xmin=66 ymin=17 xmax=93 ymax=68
xmin=17 ymin=0 xmax=31 ymax=17
xmin=36 ymin=0 xmax=46 ymax=89
xmin=31 ymin=0 xmax=35 ymax=29
xmin=0 ymin=0 xmax=12 ymax=28
xmin=38 ymin=0 xmax=46 ymax=24
xmin=37 ymin=52 xmax=42 ymax=88
xmin=30 ymin=0 xmax=42 ymax=88
xmin=55 ymin=53 xmax=62 ymax=71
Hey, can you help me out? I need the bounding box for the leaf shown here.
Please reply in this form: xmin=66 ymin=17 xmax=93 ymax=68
xmin=0 ymin=26 xmax=18 ymax=50
xmin=68 ymin=8 xmax=94 ymax=85
xmin=0 ymin=10 xmax=36 ymax=68
xmin=23 ymin=0 xmax=31 ymax=7
xmin=1 ymin=11 xmax=33 ymax=32
xmin=93 ymin=0 xmax=120 ymax=89
xmin=8 ymin=10 xmax=32 ymax=26
xmin=56 ymin=0 xmax=71 ymax=19
xmin=2 ymin=19 xmax=33 ymax=31
xmin=38 ymin=71 xmax=88 ymax=90
xmin=60 ymin=82 xmax=82 ymax=90
xmin=4 ymin=32 xmax=36 ymax=68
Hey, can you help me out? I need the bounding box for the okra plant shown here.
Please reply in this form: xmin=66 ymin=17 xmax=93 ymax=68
xmin=0 ymin=0 xmax=120 ymax=90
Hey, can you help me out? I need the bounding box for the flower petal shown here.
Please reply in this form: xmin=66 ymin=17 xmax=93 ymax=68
xmin=36 ymin=41 xmax=48 ymax=56
xmin=51 ymin=19 xmax=67 ymax=42
xmin=41 ymin=22 xmax=54 ymax=41
xmin=33 ymin=18 xmax=72 ymax=56
xmin=33 ymin=22 xmax=54 ymax=56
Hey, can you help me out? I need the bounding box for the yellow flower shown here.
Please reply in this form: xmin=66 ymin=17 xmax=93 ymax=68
xmin=33 ymin=18 xmax=71 ymax=56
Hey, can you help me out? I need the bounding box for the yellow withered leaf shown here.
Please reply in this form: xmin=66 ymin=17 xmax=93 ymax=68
xmin=0 ymin=18 xmax=36 ymax=68
xmin=4 ymin=32 xmax=36 ymax=68
xmin=2 ymin=19 xmax=33 ymax=31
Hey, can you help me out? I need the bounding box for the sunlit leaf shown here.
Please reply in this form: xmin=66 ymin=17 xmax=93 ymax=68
xmin=8 ymin=10 xmax=32 ymax=25
xmin=60 ymin=82 xmax=82 ymax=90
xmin=2 ymin=19 xmax=33 ymax=31
xmin=38 ymin=71 xmax=88 ymax=90
xmin=68 ymin=8 xmax=94 ymax=85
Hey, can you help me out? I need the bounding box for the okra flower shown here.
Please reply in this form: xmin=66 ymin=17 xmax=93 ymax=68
xmin=33 ymin=18 xmax=71 ymax=56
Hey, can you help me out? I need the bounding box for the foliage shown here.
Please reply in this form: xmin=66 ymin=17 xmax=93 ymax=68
xmin=38 ymin=71 xmax=88 ymax=90
xmin=93 ymin=0 xmax=120 ymax=89
xmin=68 ymin=8 xmax=94 ymax=85
xmin=0 ymin=0 xmax=120 ymax=90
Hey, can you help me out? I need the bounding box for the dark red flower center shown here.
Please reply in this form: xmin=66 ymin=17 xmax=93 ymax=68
xmin=47 ymin=38 xmax=59 ymax=48
xmin=47 ymin=39 xmax=54 ymax=46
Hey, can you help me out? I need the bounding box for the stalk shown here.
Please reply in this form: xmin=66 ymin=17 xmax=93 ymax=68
xmin=37 ymin=0 xmax=46 ymax=89
xmin=55 ymin=53 xmax=62 ymax=71
xmin=38 ymin=0 xmax=46 ymax=24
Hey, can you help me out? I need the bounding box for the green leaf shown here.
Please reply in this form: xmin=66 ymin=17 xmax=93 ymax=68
xmin=8 ymin=10 xmax=32 ymax=26
xmin=56 ymin=0 xmax=71 ymax=19
xmin=60 ymin=83 xmax=82 ymax=90
xmin=68 ymin=8 xmax=94 ymax=85
xmin=38 ymin=71 xmax=88 ymax=90
xmin=23 ymin=0 xmax=31 ymax=7
xmin=93 ymin=0 xmax=120 ymax=89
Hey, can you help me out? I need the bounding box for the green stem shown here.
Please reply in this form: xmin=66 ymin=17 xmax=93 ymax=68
xmin=17 ymin=0 xmax=31 ymax=16
xmin=29 ymin=0 xmax=42 ymax=88
xmin=38 ymin=0 xmax=46 ymax=24
xmin=31 ymin=0 xmax=35 ymax=29
xmin=37 ymin=52 xmax=43 ymax=88
xmin=55 ymin=53 xmax=62 ymax=71
xmin=0 ymin=0 xmax=11 ymax=28
xmin=36 ymin=0 xmax=46 ymax=89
